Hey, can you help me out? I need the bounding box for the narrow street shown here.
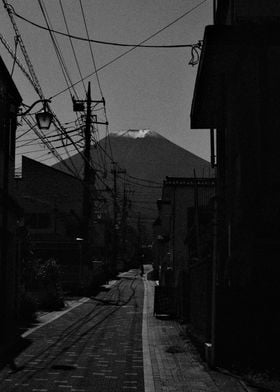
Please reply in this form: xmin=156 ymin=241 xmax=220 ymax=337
xmin=0 ymin=267 xmax=255 ymax=392
xmin=0 ymin=269 xmax=145 ymax=391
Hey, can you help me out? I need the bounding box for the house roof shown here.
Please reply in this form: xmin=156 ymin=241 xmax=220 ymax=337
xmin=21 ymin=156 xmax=83 ymax=183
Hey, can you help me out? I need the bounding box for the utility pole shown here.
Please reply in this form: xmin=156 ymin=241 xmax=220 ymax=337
xmin=111 ymin=163 xmax=126 ymax=270
xmin=120 ymin=184 xmax=129 ymax=264
xmin=83 ymin=82 xmax=93 ymax=243
xmin=72 ymin=82 xmax=107 ymax=260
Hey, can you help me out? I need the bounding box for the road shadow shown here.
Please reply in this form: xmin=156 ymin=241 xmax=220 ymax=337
xmin=0 ymin=335 xmax=31 ymax=371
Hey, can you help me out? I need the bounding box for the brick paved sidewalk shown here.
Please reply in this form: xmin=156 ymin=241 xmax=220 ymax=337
xmin=142 ymin=277 xmax=252 ymax=392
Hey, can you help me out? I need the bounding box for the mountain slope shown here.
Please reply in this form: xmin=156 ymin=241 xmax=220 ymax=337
xmin=53 ymin=129 xmax=212 ymax=236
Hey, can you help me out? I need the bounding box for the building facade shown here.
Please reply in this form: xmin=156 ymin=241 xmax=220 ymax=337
xmin=153 ymin=177 xmax=215 ymax=330
xmin=191 ymin=0 xmax=280 ymax=366
xmin=15 ymin=156 xmax=113 ymax=289
xmin=0 ymin=55 xmax=22 ymax=339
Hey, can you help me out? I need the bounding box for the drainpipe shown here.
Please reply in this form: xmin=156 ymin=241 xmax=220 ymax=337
xmin=210 ymin=129 xmax=216 ymax=168
xmin=210 ymin=171 xmax=218 ymax=367
xmin=1 ymin=117 xmax=10 ymax=336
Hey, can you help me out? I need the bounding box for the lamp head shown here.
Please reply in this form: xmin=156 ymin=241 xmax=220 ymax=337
xmin=35 ymin=110 xmax=53 ymax=130
xmin=18 ymin=99 xmax=53 ymax=130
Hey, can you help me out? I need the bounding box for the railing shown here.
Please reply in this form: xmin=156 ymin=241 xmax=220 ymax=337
xmin=164 ymin=177 xmax=216 ymax=187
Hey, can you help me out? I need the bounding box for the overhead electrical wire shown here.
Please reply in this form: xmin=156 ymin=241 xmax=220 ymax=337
xmin=2 ymin=0 xmax=86 ymax=178
xmin=78 ymin=0 xmax=113 ymax=167
xmin=0 ymin=28 xmax=83 ymax=177
xmin=79 ymin=0 xmax=103 ymax=97
xmin=38 ymin=0 xmax=79 ymax=100
xmin=16 ymin=139 xmax=84 ymax=155
xmin=59 ymin=0 xmax=87 ymax=94
xmin=17 ymin=135 xmax=84 ymax=150
xmin=10 ymin=34 xmax=19 ymax=76
xmin=126 ymin=173 xmax=162 ymax=186
xmin=25 ymin=0 xmax=208 ymax=99
xmin=4 ymin=1 xmax=111 ymax=178
xmin=11 ymin=0 xmax=207 ymax=48
xmin=18 ymin=126 xmax=83 ymax=143
xmin=10 ymin=0 xmax=202 ymax=197
xmin=35 ymin=0 xmax=90 ymax=177
xmin=15 ymin=122 xmax=38 ymax=140
xmin=5 ymin=1 xmax=191 ymax=217
xmin=16 ymin=128 xmax=58 ymax=144
xmin=41 ymin=2 xmax=88 ymax=174
xmin=4 ymin=0 xmax=203 ymax=208
xmin=0 ymin=26 xmax=83 ymax=176
xmin=86 ymin=135 xmax=162 ymax=191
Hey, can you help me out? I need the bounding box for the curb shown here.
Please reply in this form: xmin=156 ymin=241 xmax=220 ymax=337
xmin=0 ymin=297 xmax=90 ymax=365
xmin=22 ymin=297 xmax=90 ymax=338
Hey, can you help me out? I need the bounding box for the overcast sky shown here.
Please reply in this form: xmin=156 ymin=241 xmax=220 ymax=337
xmin=0 ymin=0 xmax=213 ymax=166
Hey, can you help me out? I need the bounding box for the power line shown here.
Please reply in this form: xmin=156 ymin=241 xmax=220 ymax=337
xmin=38 ymin=0 xmax=79 ymax=99
xmin=87 ymin=140 xmax=162 ymax=190
xmin=126 ymin=173 xmax=162 ymax=186
xmin=79 ymin=0 xmax=103 ymax=97
xmin=39 ymin=0 xmax=112 ymax=183
xmin=59 ymin=0 xmax=87 ymax=94
xmin=3 ymin=0 xmax=85 ymax=177
xmin=78 ymin=0 xmax=113 ymax=167
xmin=15 ymin=123 xmax=38 ymax=140
xmin=36 ymin=0 xmax=86 ymax=177
xmin=10 ymin=35 xmax=19 ymax=76
xmin=41 ymin=0 xmax=208 ymax=99
xmin=12 ymin=1 xmax=207 ymax=48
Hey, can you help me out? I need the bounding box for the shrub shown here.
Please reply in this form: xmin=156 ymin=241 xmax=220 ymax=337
xmin=19 ymin=292 xmax=38 ymax=322
xmin=37 ymin=259 xmax=64 ymax=310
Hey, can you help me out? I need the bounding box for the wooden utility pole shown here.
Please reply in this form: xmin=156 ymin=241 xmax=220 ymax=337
xmin=111 ymin=164 xmax=126 ymax=269
xmin=72 ymin=82 xmax=108 ymax=258
xmin=120 ymin=184 xmax=129 ymax=262
xmin=83 ymin=82 xmax=93 ymax=242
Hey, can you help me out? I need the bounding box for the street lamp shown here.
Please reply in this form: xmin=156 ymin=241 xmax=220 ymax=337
xmin=18 ymin=99 xmax=53 ymax=130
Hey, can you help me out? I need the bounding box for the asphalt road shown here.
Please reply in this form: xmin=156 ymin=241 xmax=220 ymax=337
xmin=0 ymin=269 xmax=144 ymax=391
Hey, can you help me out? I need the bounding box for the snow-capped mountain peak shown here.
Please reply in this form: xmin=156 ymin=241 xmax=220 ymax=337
xmin=113 ymin=129 xmax=163 ymax=139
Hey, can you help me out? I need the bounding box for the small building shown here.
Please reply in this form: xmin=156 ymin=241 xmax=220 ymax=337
xmin=16 ymin=156 xmax=83 ymax=240
xmin=153 ymin=176 xmax=215 ymax=325
xmin=15 ymin=156 xmax=111 ymax=290
xmin=15 ymin=156 xmax=84 ymax=288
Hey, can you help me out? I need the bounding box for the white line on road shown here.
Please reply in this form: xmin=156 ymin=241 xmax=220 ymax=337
xmin=142 ymin=267 xmax=156 ymax=392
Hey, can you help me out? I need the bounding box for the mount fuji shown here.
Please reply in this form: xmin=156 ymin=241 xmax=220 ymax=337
xmin=53 ymin=129 xmax=212 ymax=234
